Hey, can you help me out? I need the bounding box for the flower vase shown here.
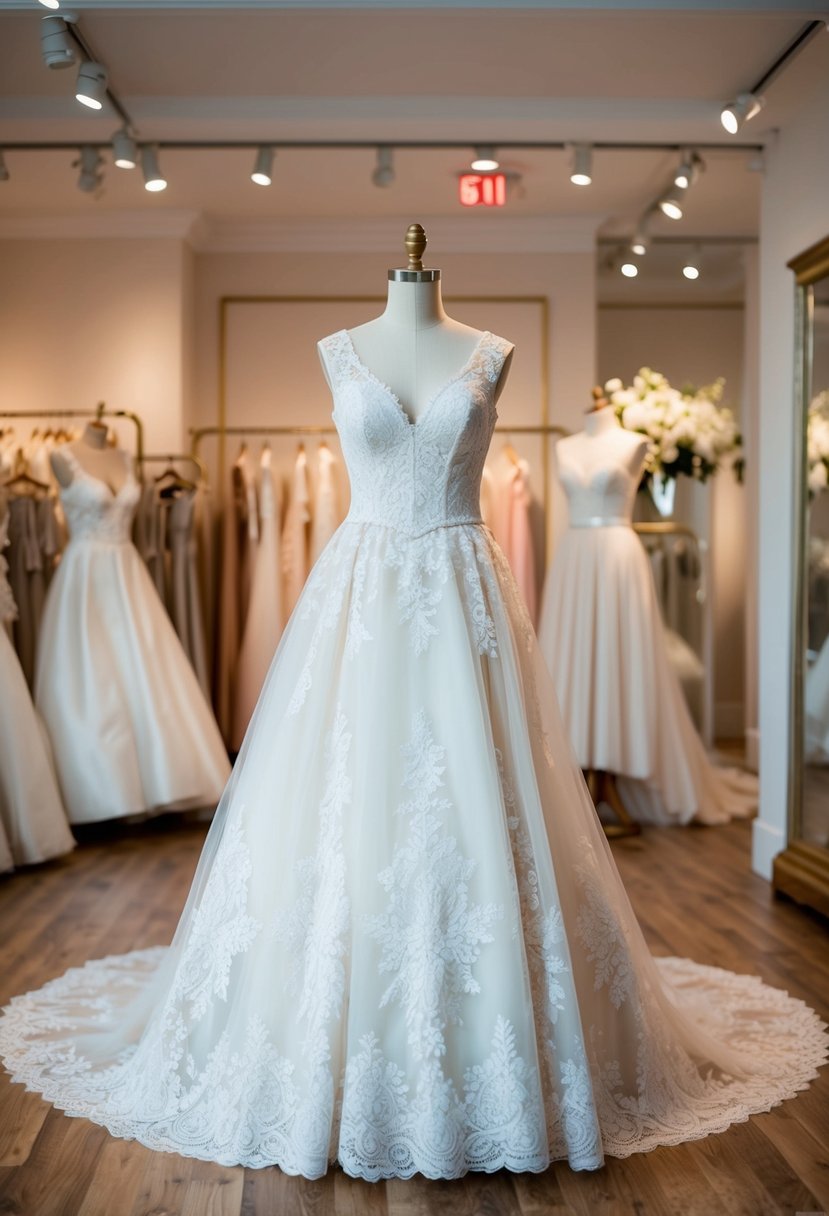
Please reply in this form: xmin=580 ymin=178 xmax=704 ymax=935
xmin=650 ymin=474 xmax=677 ymax=518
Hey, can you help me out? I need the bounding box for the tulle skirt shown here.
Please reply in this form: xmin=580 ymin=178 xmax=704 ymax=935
xmin=1 ymin=521 xmax=824 ymax=1179
xmin=34 ymin=538 xmax=230 ymax=824
xmin=539 ymin=525 xmax=757 ymax=825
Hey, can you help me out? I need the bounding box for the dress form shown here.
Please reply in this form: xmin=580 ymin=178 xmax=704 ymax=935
xmin=318 ymin=224 xmax=513 ymax=419
xmin=51 ymin=421 xmax=130 ymax=493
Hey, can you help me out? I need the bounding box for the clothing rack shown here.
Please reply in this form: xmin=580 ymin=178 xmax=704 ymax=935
xmin=0 ymin=404 xmax=145 ymax=464
xmin=140 ymin=452 xmax=208 ymax=483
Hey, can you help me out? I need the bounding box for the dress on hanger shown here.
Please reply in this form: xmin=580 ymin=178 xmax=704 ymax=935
xmin=168 ymin=488 xmax=211 ymax=700
xmin=34 ymin=448 xmax=230 ymax=824
xmin=6 ymin=496 xmax=46 ymax=688
xmin=538 ymin=411 xmax=757 ymax=825
xmin=310 ymin=442 xmax=342 ymax=564
xmin=0 ymin=512 xmax=74 ymax=868
xmin=233 ymin=447 xmax=283 ymax=750
xmin=281 ymin=445 xmax=311 ymax=617
xmin=0 ymin=331 xmax=823 ymax=1180
xmin=486 ymin=446 xmax=537 ymax=625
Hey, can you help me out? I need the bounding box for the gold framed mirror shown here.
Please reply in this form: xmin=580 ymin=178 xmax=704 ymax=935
xmin=774 ymin=233 xmax=829 ymax=917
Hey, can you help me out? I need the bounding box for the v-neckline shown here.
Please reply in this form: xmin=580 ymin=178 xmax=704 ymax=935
xmin=341 ymin=328 xmax=491 ymax=430
xmin=66 ymin=449 xmax=132 ymax=500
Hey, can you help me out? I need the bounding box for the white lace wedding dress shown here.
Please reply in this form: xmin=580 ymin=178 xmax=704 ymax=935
xmin=0 ymin=329 xmax=825 ymax=1181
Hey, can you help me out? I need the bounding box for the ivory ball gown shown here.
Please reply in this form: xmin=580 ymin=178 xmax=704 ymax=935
xmin=0 ymin=330 xmax=825 ymax=1180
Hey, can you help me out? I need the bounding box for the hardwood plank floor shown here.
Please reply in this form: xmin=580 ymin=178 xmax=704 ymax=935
xmin=0 ymin=816 xmax=826 ymax=1216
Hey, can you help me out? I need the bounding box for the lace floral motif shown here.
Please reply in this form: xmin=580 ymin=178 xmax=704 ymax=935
xmin=59 ymin=449 xmax=139 ymax=545
xmin=574 ymin=843 xmax=634 ymax=1011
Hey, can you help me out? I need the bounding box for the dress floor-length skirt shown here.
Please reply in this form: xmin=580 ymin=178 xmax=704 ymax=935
xmin=539 ymin=526 xmax=757 ymax=825
xmin=34 ymin=539 xmax=231 ymax=824
xmin=0 ymin=625 xmax=74 ymax=867
xmin=1 ymin=521 xmax=823 ymax=1180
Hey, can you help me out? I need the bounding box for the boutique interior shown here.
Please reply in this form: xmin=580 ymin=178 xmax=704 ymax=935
xmin=0 ymin=2 xmax=828 ymax=1212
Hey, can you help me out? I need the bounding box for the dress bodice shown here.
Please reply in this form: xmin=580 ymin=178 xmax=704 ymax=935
xmin=319 ymin=328 xmax=513 ymax=538
xmin=556 ymin=432 xmax=646 ymax=528
xmin=59 ymin=450 xmax=141 ymax=545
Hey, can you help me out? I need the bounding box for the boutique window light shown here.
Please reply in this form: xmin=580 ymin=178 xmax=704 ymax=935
xmin=141 ymin=145 xmax=167 ymax=192
xmin=371 ymin=146 xmax=395 ymax=188
xmin=569 ymin=143 xmax=592 ymax=186
xmin=112 ymin=128 xmax=137 ymax=170
xmin=251 ymin=145 xmax=274 ymax=186
xmin=75 ymin=61 xmax=107 ymax=110
xmin=40 ymin=14 xmax=76 ymax=69
xmin=470 ymin=146 xmax=499 ymax=172
xmin=720 ymin=92 xmax=765 ymax=135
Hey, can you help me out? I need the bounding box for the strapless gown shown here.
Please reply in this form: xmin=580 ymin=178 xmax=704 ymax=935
xmin=539 ymin=436 xmax=757 ymax=826
xmin=0 ymin=332 xmax=824 ymax=1181
xmin=33 ymin=449 xmax=230 ymax=824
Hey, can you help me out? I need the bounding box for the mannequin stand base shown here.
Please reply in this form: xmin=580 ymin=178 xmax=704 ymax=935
xmin=585 ymin=769 xmax=642 ymax=839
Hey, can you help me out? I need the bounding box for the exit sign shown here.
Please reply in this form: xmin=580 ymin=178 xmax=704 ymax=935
xmin=459 ymin=173 xmax=507 ymax=207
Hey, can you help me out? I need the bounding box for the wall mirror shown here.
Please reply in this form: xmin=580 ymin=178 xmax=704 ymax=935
xmin=775 ymin=233 xmax=829 ymax=917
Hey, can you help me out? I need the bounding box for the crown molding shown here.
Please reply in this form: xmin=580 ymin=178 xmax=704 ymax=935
xmin=0 ymin=209 xmax=203 ymax=241
xmin=0 ymin=0 xmax=822 ymax=9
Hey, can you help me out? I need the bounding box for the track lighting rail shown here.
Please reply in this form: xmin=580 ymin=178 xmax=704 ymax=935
xmin=1 ymin=139 xmax=765 ymax=154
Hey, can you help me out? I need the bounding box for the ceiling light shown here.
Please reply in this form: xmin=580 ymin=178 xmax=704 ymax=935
xmin=631 ymin=223 xmax=650 ymax=256
xmin=38 ymin=0 xmax=61 ymax=8
xmin=674 ymin=151 xmax=703 ymax=190
xmin=371 ymin=145 xmax=395 ymax=188
xmin=658 ymin=185 xmax=684 ymax=220
xmin=250 ymin=145 xmax=274 ymax=186
xmin=141 ymin=145 xmax=166 ymax=192
xmin=75 ymin=61 xmax=107 ymax=110
xmin=40 ymin=14 xmax=76 ymax=69
xmin=0 ymin=152 xmax=8 ymax=183
xmin=682 ymin=249 xmax=701 ymax=280
xmin=621 ymin=261 xmax=639 ymax=278
xmin=471 ymin=145 xmax=499 ymax=172
xmin=75 ymin=145 xmax=103 ymax=194
xmin=569 ymin=143 xmax=592 ymax=186
xmin=720 ymin=92 xmax=765 ymax=135
xmin=112 ymin=128 xmax=136 ymax=169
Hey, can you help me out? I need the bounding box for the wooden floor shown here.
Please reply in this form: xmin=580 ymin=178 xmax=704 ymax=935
xmin=0 ymin=816 xmax=826 ymax=1216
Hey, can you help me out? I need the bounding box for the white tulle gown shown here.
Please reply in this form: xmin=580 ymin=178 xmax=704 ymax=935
xmin=34 ymin=448 xmax=231 ymax=824
xmin=0 ymin=331 xmax=824 ymax=1181
xmin=539 ymin=410 xmax=757 ymax=826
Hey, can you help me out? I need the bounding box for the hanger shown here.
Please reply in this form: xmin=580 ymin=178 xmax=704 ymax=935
xmin=2 ymin=449 xmax=50 ymax=497
xmin=154 ymin=457 xmax=196 ymax=496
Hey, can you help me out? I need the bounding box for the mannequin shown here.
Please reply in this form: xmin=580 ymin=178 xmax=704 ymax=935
xmin=565 ymin=387 xmax=649 ymax=500
xmin=318 ymin=223 xmax=513 ymax=416
xmin=51 ymin=417 xmax=130 ymax=493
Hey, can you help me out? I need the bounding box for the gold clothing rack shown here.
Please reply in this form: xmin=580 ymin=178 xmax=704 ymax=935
xmin=0 ymin=404 xmax=145 ymax=464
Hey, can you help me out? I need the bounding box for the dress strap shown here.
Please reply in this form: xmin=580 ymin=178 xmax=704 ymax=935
xmin=318 ymin=329 xmax=358 ymax=392
xmin=470 ymin=332 xmax=514 ymax=390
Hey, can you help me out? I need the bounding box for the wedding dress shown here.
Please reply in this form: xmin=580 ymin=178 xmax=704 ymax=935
xmin=0 ymin=331 xmax=824 ymax=1181
xmin=33 ymin=448 xmax=230 ymax=824
xmin=538 ymin=412 xmax=757 ymax=826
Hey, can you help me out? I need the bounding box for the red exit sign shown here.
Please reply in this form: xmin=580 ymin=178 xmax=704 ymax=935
xmin=459 ymin=173 xmax=507 ymax=207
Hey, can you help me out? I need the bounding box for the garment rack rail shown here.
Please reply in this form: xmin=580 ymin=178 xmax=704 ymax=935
xmin=0 ymin=405 xmax=145 ymax=464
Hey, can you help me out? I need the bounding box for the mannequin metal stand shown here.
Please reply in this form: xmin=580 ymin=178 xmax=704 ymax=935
xmin=585 ymin=769 xmax=642 ymax=838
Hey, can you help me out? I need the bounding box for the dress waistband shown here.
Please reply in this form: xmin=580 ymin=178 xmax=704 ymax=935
xmin=569 ymin=517 xmax=630 ymax=529
xmin=343 ymin=514 xmax=484 ymax=540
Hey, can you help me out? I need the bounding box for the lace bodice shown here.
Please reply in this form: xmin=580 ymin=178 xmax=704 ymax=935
xmin=320 ymin=329 xmax=513 ymax=538
xmin=556 ymin=434 xmax=646 ymax=529
xmin=59 ymin=450 xmax=141 ymax=545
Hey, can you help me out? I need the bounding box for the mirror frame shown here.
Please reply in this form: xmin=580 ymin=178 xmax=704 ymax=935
xmin=773 ymin=233 xmax=829 ymax=917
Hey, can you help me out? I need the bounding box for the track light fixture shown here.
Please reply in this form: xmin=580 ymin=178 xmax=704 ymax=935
xmin=75 ymin=61 xmax=107 ymax=110
xmin=658 ymin=185 xmax=684 ymax=221
xmin=251 ymin=145 xmax=274 ymax=186
xmin=674 ymin=151 xmax=704 ymax=190
xmin=141 ymin=145 xmax=166 ymax=192
xmin=112 ymin=128 xmax=137 ymax=170
xmin=40 ymin=14 xmax=76 ymax=69
xmin=38 ymin=0 xmax=61 ymax=9
xmin=470 ymin=145 xmax=499 ymax=172
xmin=0 ymin=152 xmax=8 ymax=183
xmin=75 ymin=145 xmax=103 ymax=193
xmin=371 ymin=145 xmax=395 ymax=188
xmin=631 ymin=232 xmax=649 ymax=257
xmin=569 ymin=143 xmax=593 ymax=187
xmin=620 ymin=261 xmax=639 ymax=278
xmin=720 ymin=92 xmax=764 ymax=135
xmin=682 ymin=248 xmax=701 ymax=280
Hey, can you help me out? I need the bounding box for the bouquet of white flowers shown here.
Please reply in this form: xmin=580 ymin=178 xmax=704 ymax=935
xmin=603 ymin=367 xmax=743 ymax=488
xmin=807 ymin=390 xmax=829 ymax=496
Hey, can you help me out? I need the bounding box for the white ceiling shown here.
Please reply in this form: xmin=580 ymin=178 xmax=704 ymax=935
xmin=0 ymin=1 xmax=826 ymax=274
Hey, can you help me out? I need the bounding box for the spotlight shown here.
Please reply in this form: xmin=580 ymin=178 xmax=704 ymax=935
xmin=621 ymin=261 xmax=639 ymax=278
xmin=658 ymin=185 xmax=684 ymax=220
xmin=682 ymin=249 xmax=701 ymax=280
xmin=112 ymin=128 xmax=137 ymax=170
xmin=38 ymin=0 xmax=61 ymax=8
xmin=0 ymin=152 xmax=8 ymax=183
xmin=720 ymin=92 xmax=764 ymax=134
xmin=631 ymin=224 xmax=650 ymax=256
xmin=569 ymin=143 xmax=592 ymax=187
xmin=371 ymin=146 xmax=395 ymax=188
xmin=75 ymin=145 xmax=103 ymax=194
xmin=251 ymin=145 xmax=274 ymax=186
xmin=40 ymin=14 xmax=76 ymax=69
xmin=141 ymin=145 xmax=167 ymax=192
xmin=75 ymin=61 xmax=107 ymax=110
xmin=470 ymin=145 xmax=499 ymax=172
xmin=674 ymin=152 xmax=703 ymax=190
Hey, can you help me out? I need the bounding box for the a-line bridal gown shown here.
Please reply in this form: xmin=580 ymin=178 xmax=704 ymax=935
xmin=0 ymin=329 xmax=825 ymax=1181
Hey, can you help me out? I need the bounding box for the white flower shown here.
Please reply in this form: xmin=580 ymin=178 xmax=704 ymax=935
xmin=604 ymin=377 xmax=623 ymax=393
